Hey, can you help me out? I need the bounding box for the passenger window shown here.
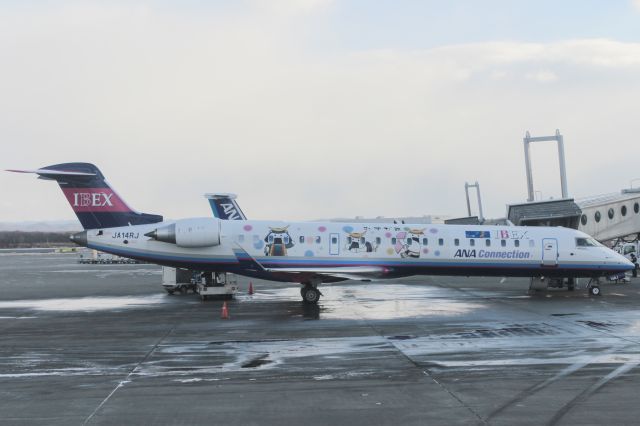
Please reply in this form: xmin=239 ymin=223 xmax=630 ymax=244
xmin=299 ymin=236 xmax=305 ymax=243
xmin=501 ymin=240 xmax=506 ymax=247
xmin=315 ymin=236 xmax=321 ymax=244
xmin=454 ymin=238 xmax=460 ymax=246
xmin=580 ymin=215 xmax=587 ymax=226
xmin=391 ymin=238 xmax=397 ymax=245
xmin=238 ymin=234 xmax=245 ymax=242
xmin=485 ymin=239 xmax=491 ymax=247
xmin=595 ymin=211 xmax=601 ymax=223
xmin=253 ymin=234 xmax=259 ymax=241
xmin=529 ymin=239 xmax=535 ymax=248
xmin=470 ymin=239 xmax=475 ymax=247
xmin=422 ymin=238 xmax=428 ymax=245
xmin=376 ymin=237 xmax=381 ymax=245
xmin=514 ymin=240 xmax=520 ymax=248
xmin=438 ymin=238 xmax=444 ymax=246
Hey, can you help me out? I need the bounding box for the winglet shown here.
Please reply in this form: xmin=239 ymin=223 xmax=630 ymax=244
xmin=232 ymin=245 xmax=266 ymax=272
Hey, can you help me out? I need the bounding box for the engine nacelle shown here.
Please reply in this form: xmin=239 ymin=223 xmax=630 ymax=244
xmin=145 ymin=218 xmax=221 ymax=248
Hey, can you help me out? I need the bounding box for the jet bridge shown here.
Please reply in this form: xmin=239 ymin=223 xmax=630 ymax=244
xmin=508 ymin=129 xmax=640 ymax=242
xmin=507 ymin=189 xmax=640 ymax=242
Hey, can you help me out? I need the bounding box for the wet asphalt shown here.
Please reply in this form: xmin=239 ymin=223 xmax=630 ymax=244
xmin=1 ymin=253 xmax=640 ymax=425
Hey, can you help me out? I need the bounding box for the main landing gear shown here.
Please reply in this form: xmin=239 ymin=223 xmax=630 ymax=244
xmin=300 ymin=282 xmax=322 ymax=304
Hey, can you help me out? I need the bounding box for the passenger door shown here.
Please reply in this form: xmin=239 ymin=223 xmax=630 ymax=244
xmin=330 ymin=233 xmax=339 ymax=255
xmin=542 ymin=238 xmax=558 ymax=266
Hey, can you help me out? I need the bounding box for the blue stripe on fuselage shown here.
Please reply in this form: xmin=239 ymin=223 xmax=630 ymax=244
xmin=87 ymin=242 xmax=628 ymax=273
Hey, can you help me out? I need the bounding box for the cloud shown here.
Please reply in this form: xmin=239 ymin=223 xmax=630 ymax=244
xmin=1 ymin=3 xmax=640 ymax=222
xmin=525 ymin=70 xmax=558 ymax=82
xmin=633 ymin=0 xmax=640 ymax=12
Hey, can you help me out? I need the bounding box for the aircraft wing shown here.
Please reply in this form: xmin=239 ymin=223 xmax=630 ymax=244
xmin=232 ymin=245 xmax=387 ymax=281
xmin=262 ymin=266 xmax=387 ymax=281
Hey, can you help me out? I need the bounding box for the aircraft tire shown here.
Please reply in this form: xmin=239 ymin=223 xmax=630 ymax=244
xmin=302 ymin=287 xmax=321 ymax=304
xmin=589 ymin=286 xmax=601 ymax=296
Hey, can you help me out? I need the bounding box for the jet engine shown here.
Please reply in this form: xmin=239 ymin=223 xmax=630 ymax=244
xmin=145 ymin=218 xmax=221 ymax=248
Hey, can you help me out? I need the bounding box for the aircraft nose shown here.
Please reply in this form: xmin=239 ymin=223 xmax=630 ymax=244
xmin=618 ymin=253 xmax=635 ymax=270
xmin=70 ymin=230 xmax=88 ymax=247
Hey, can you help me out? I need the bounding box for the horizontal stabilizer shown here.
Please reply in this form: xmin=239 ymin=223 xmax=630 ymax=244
xmin=6 ymin=168 xmax=96 ymax=178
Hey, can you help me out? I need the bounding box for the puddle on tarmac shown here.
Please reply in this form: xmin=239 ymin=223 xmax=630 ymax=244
xmin=0 ymin=294 xmax=167 ymax=312
xmin=246 ymin=284 xmax=484 ymax=320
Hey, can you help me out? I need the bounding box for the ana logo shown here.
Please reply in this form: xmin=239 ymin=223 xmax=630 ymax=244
xmin=454 ymin=249 xmax=477 ymax=258
xmin=221 ymin=203 xmax=241 ymax=220
xmin=73 ymin=192 xmax=114 ymax=207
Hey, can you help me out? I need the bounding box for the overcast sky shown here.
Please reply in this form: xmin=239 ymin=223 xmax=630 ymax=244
xmin=2 ymin=0 xmax=640 ymax=223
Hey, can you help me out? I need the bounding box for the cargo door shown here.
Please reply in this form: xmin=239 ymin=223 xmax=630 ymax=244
xmin=542 ymin=238 xmax=558 ymax=266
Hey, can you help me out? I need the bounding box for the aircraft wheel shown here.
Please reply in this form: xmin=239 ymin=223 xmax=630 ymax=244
xmin=302 ymin=287 xmax=321 ymax=304
xmin=167 ymin=290 xmax=174 ymax=295
xmin=589 ymin=286 xmax=601 ymax=296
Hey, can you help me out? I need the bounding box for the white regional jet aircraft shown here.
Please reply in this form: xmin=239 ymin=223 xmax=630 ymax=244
xmin=9 ymin=163 xmax=633 ymax=303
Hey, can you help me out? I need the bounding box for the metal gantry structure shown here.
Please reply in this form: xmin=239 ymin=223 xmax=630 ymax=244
xmin=523 ymin=129 xmax=569 ymax=202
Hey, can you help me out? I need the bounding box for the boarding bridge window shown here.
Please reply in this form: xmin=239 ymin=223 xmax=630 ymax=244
xmin=438 ymin=238 xmax=444 ymax=246
xmin=576 ymin=237 xmax=599 ymax=247
xmin=470 ymin=239 xmax=475 ymax=247
xmin=454 ymin=238 xmax=460 ymax=246
xmin=580 ymin=215 xmax=587 ymax=226
xmin=299 ymin=236 xmax=305 ymax=243
xmin=624 ymin=245 xmax=636 ymax=255
xmin=485 ymin=239 xmax=491 ymax=247
xmin=608 ymin=208 xmax=614 ymax=220
xmin=501 ymin=240 xmax=506 ymax=247
xmin=514 ymin=240 xmax=520 ymax=248
xmin=529 ymin=240 xmax=535 ymax=248
xmin=595 ymin=211 xmax=601 ymax=223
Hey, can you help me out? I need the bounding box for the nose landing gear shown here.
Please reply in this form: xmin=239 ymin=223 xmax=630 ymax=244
xmin=587 ymin=278 xmax=601 ymax=296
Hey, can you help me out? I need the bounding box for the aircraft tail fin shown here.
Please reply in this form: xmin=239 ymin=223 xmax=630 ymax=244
xmin=205 ymin=193 xmax=247 ymax=220
xmin=7 ymin=162 xmax=163 ymax=230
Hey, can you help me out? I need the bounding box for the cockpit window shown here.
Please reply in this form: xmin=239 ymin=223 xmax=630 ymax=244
xmin=576 ymin=237 xmax=600 ymax=247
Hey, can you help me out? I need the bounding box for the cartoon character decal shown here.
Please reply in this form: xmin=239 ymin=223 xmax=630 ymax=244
xmin=345 ymin=230 xmax=377 ymax=253
xmin=395 ymin=228 xmax=425 ymax=258
xmin=264 ymin=226 xmax=295 ymax=256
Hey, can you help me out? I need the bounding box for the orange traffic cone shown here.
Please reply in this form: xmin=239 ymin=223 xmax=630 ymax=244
xmin=248 ymin=281 xmax=254 ymax=295
xmin=221 ymin=301 xmax=229 ymax=319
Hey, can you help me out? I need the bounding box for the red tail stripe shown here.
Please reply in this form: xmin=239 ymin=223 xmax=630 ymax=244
xmin=61 ymin=188 xmax=132 ymax=212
